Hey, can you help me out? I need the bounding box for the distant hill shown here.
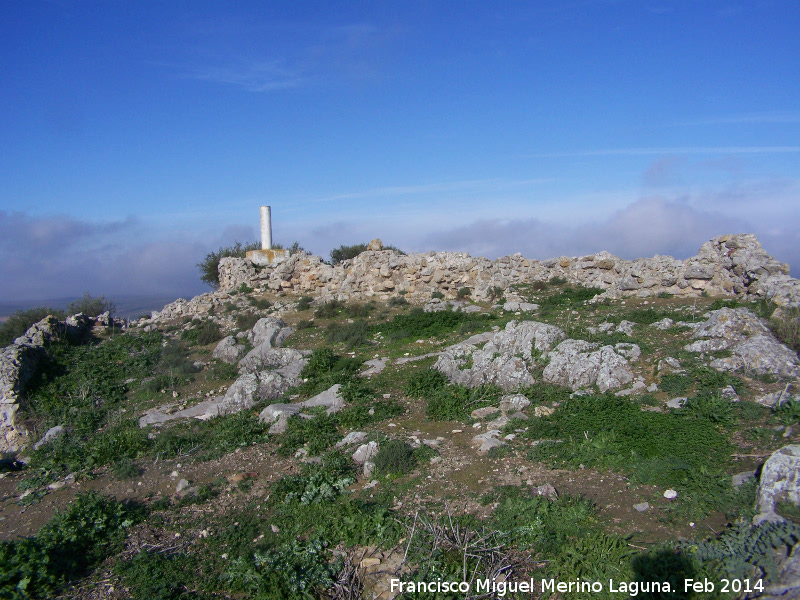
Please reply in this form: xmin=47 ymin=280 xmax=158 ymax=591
xmin=0 ymin=294 xmax=182 ymax=321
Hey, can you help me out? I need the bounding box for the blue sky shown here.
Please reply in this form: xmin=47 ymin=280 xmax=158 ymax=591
xmin=1 ymin=0 xmax=799 ymax=302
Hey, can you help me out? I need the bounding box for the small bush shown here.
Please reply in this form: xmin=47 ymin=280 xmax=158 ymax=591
xmin=67 ymin=292 xmax=115 ymax=317
xmin=456 ymin=286 xmax=471 ymax=299
xmin=235 ymin=312 xmax=259 ymax=331
xmin=295 ymin=319 xmax=315 ymax=330
xmin=0 ymin=306 xmax=66 ymax=347
xmin=197 ymin=241 xmax=260 ymax=288
xmin=771 ymin=307 xmax=800 ymax=353
xmin=112 ymin=457 xmax=142 ymax=479
xmin=325 ymin=320 xmax=370 ymax=349
xmin=314 ymin=300 xmax=344 ymax=319
xmin=345 ymin=301 xmax=376 ymax=318
xmin=487 ymin=286 xmax=505 ymax=302
xmin=431 ymin=291 xmax=444 ymax=300
xmin=207 ymin=360 xmax=239 ymax=381
xmin=373 ymin=440 xmax=417 ymax=475
xmin=330 ymin=243 xmax=368 ymax=265
xmin=388 ymin=296 xmax=408 ymax=308
xmin=180 ymin=319 xmax=222 ymax=346
xmin=297 ymin=296 xmax=314 ymax=311
xmin=248 ymin=297 xmax=272 ymax=310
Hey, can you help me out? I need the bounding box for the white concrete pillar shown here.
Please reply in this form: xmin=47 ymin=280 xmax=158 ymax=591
xmin=260 ymin=206 xmax=272 ymax=250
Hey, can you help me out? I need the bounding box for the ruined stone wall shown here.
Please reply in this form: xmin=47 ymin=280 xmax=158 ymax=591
xmin=215 ymin=233 xmax=799 ymax=307
xmin=0 ymin=315 xmax=92 ymax=454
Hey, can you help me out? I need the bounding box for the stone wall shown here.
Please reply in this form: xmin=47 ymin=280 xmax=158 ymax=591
xmin=0 ymin=314 xmax=91 ymax=454
xmin=214 ymin=233 xmax=799 ymax=308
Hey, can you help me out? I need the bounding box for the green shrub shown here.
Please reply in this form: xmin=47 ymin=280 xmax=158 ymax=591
xmin=180 ymin=319 xmax=222 ymax=346
xmin=234 ymin=312 xmax=259 ymax=331
xmin=325 ymin=320 xmax=370 ymax=349
xmin=388 ymin=296 xmax=408 ymax=307
xmin=456 ymin=286 xmax=471 ymax=299
xmin=404 ymin=369 xmax=449 ymax=398
xmin=487 ymin=286 xmax=505 ymax=302
xmin=295 ymin=348 xmax=362 ymax=397
xmin=296 ymin=296 xmax=314 ymax=311
xmin=197 ymin=241 xmax=260 ymax=288
xmin=345 ymin=301 xmax=376 ymax=317
xmin=295 ymin=319 xmax=315 ymax=330
xmin=330 ymin=243 xmax=368 ymax=265
xmin=0 ymin=306 xmax=66 ymax=347
xmin=116 ymin=550 xmax=200 ymax=600
xmin=248 ymin=297 xmax=272 ymax=310
xmin=379 ymin=308 xmax=494 ymax=342
xmin=425 ymin=383 xmax=501 ymax=421
xmin=373 ymin=440 xmax=417 ymax=475
xmin=430 ymin=291 xmax=444 ymax=300
xmin=112 ymin=457 xmax=142 ymax=479
xmin=67 ymin=292 xmax=115 ymax=317
xmin=0 ymin=492 xmax=138 ymax=597
xmin=226 ymin=538 xmax=340 ymax=597
xmin=208 ymin=360 xmax=239 ymax=381
xmin=276 ymin=410 xmax=340 ymax=457
xmin=771 ymin=306 xmax=800 ymax=353
xmin=236 ymin=283 xmax=253 ymax=294
xmin=314 ymin=300 xmax=344 ymax=318
xmin=539 ymin=285 xmax=604 ymax=308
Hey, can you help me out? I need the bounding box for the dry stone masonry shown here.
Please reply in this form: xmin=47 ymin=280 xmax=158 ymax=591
xmin=217 ymin=233 xmax=800 ymax=305
xmin=0 ymin=314 xmax=92 ymax=453
xmin=140 ymin=234 xmax=800 ymax=327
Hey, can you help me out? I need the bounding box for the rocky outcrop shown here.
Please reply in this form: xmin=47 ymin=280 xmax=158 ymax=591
xmin=0 ymin=315 xmax=92 ymax=453
xmin=209 ymin=234 xmax=798 ymax=308
xmin=754 ymin=445 xmax=800 ymax=525
xmin=543 ymin=340 xmax=640 ymax=392
xmin=435 ymin=319 xmax=641 ymax=393
xmin=434 ymin=321 xmax=566 ymax=391
xmin=685 ymin=308 xmax=800 ymax=379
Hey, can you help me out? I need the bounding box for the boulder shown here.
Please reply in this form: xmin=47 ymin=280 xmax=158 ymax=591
xmin=353 ymin=441 xmax=379 ymax=464
xmin=543 ymin=340 xmax=638 ymax=392
xmin=498 ymin=394 xmax=531 ymax=413
xmin=33 ymin=425 xmax=65 ymax=450
xmin=249 ymin=317 xmax=293 ymax=347
xmin=212 ymin=336 xmax=245 ymax=364
xmin=434 ymin=321 xmax=565 ymax=391
xmin=473 ymin=431 xmax=504 ymax=453
xmin=754 ymin=445 xmax=800 ymax=525
xmin=300 ymin=384 xmax=344 ymax=414
xmin=239 ymin=346 xmax=308 ymax=375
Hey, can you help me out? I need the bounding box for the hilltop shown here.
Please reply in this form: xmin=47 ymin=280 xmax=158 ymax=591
xmin=0 ymin=233 xmax=799 ymax=599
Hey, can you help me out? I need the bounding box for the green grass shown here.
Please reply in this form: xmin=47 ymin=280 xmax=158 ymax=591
xmin=521 ymin=393 xmax=734 ymax=517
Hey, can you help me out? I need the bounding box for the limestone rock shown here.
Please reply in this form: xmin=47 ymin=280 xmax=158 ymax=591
xmin=258 ymin=403 xmax=302 ymax=424
xmin=685 ymin=308 xmax=800 ymax=378
xmin=754 ymin=445 xmax=800 ymax=525
xmin=300 ymin=384 xmax=344 ymax=414
xmin=473 ymin=431 xmax=504 ymax=453
xmin=212 ymin=336 xmax=245 ymax=364
xmin=434 ymin=321 xmax=565 ymax=391
xmin=353 ymin=441 xmax=379 ymax=464
xmin=498 ymin=394 xmax=531 ymax=413
xmin=543 ymin=339 xmax=638 ymax=392
xmin=33 ymin=425 xmax=65 ymax=451
xmin=336 ymin=431 xmax=368 ymax=448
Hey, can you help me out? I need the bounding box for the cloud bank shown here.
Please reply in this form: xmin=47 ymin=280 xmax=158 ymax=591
xmin=2 ymin=188 xmax=798 ymax=305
